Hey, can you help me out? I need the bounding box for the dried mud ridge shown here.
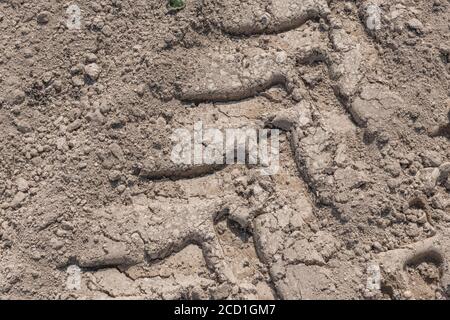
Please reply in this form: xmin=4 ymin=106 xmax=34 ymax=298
xmin=0 ymin=0 xmax=449 ymax=299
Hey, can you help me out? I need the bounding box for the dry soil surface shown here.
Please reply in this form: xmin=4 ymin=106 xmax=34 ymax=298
xmin=0 ymin=0 xmax=450 ymax=300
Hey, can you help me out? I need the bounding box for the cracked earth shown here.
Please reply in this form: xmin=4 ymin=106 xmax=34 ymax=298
xmin=0 ymin=0 xmax=449 ymax=300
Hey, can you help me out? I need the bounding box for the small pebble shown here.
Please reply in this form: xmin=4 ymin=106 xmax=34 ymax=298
xmin=37 ymin=11 xmax=50 ymax=24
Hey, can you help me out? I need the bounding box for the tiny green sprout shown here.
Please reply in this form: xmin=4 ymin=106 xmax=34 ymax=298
xmin=168 ymin=0 xmax=185 ymax=10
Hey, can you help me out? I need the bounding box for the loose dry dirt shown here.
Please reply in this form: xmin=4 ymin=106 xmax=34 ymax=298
xmin=0 ymin=0 xmax=449 ymax=300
